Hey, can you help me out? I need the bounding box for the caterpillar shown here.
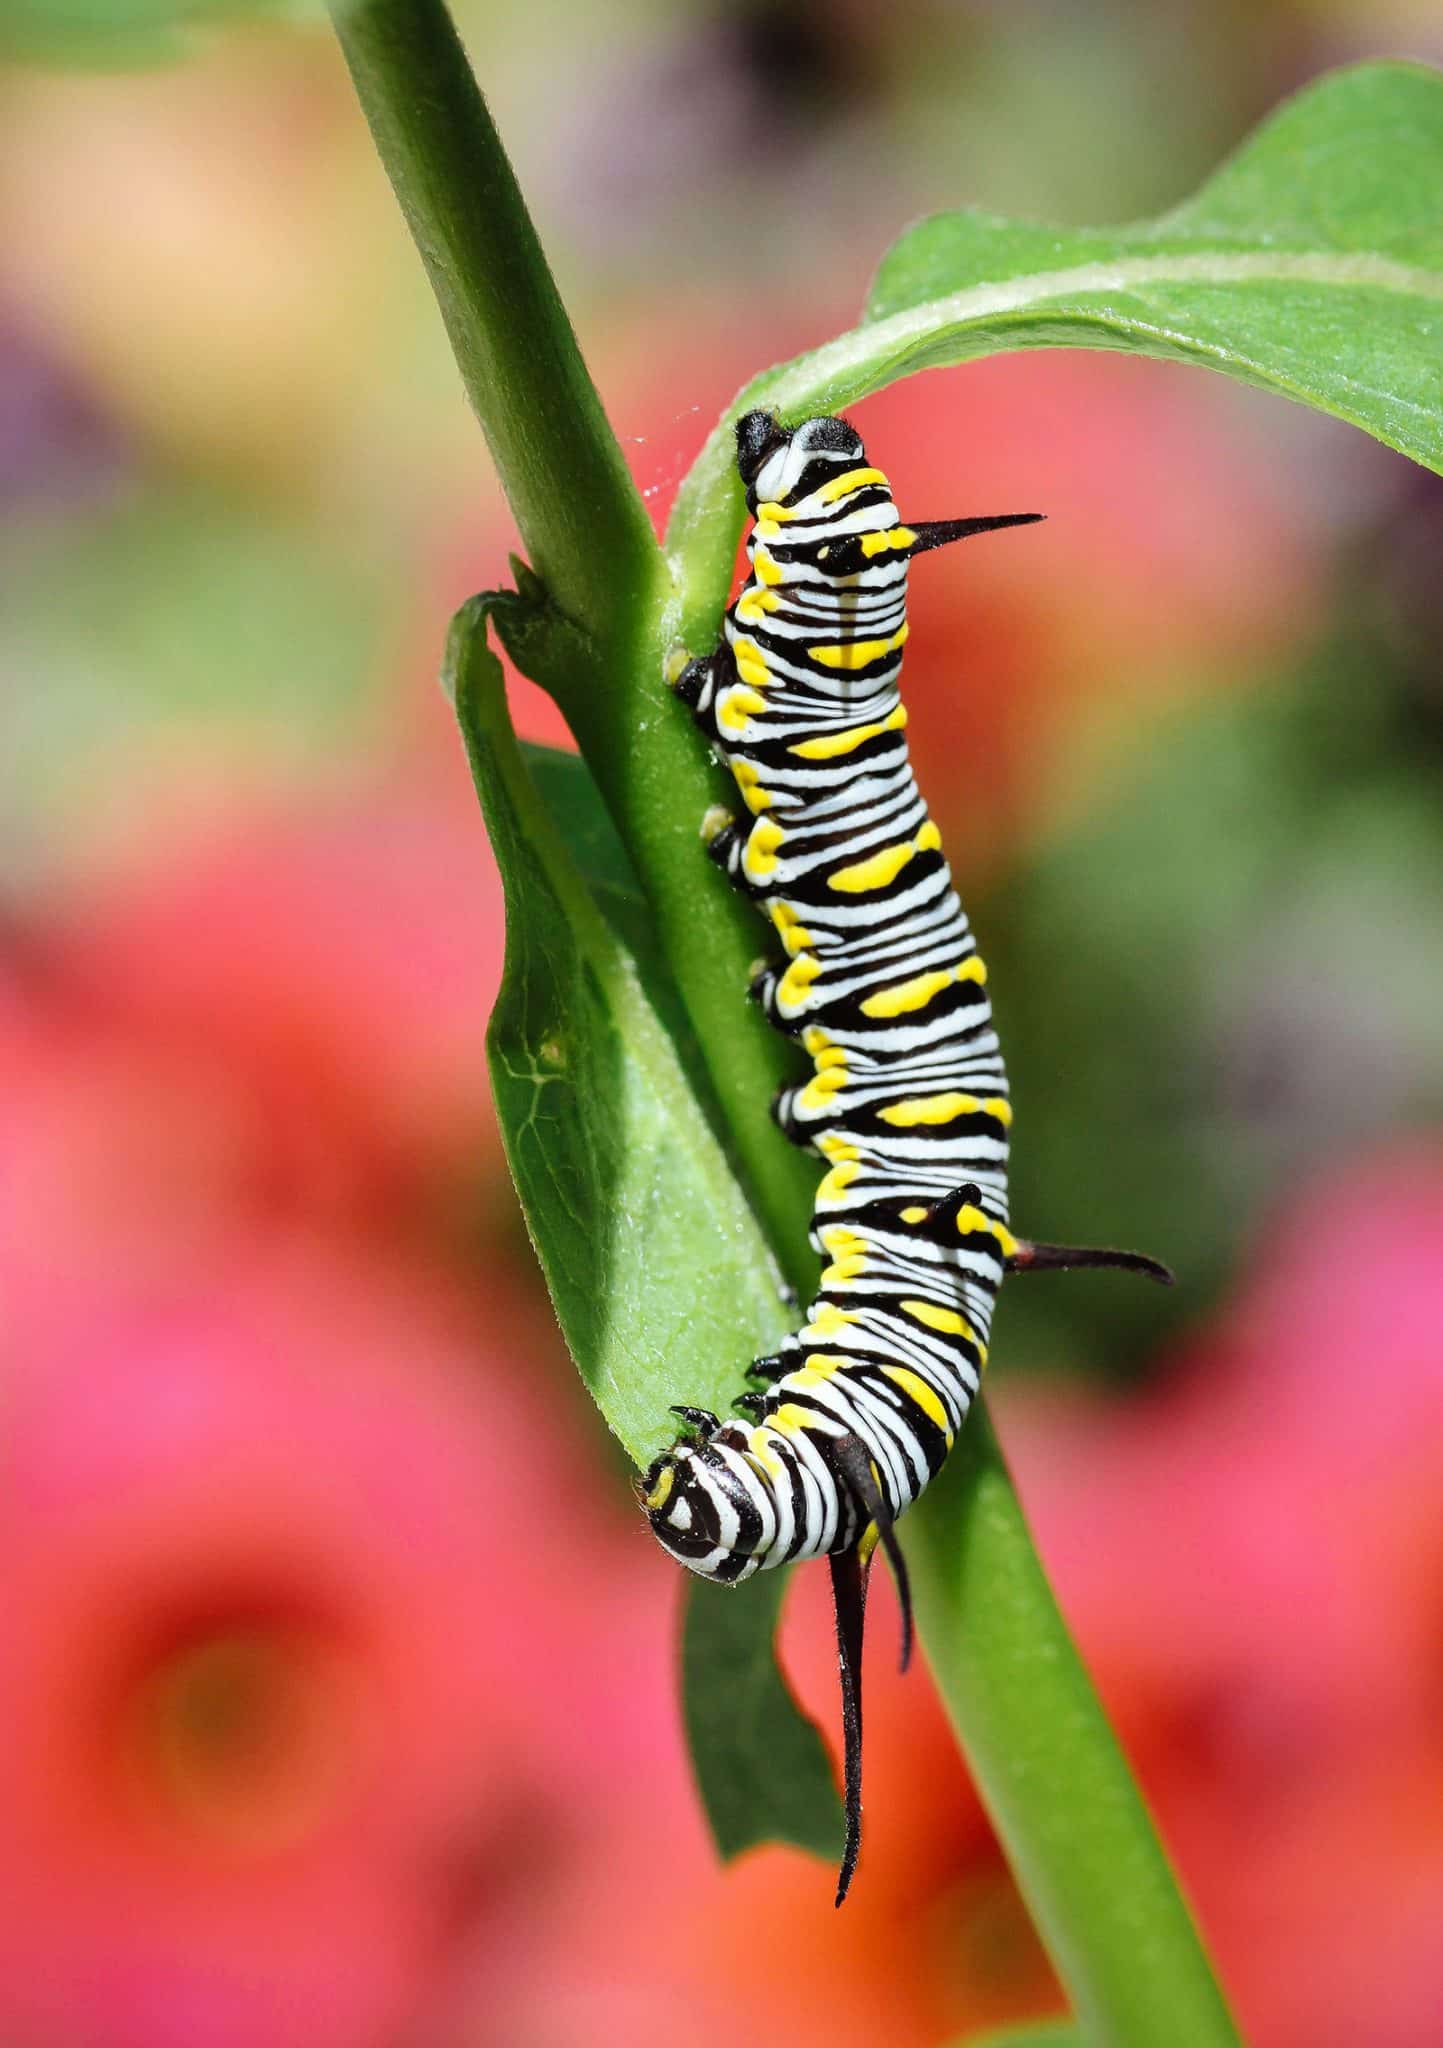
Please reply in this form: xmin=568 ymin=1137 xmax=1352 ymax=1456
xmin=641 ymin=409 xmax=1167 ymax=1903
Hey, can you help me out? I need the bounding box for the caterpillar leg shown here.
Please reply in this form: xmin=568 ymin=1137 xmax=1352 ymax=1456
xmin=747 ymin=956 xmax=781 ymax=1007
xmin=669 ymin=650 xmax=727 ymax=742
xmin=749 ymin=960 xmax=814 ymax=1040
xmin=702 ymin=807 xmax=771 ymax=901
xmin=770 ymin=1082 xmax=820 ymax=1150
xmin=669 ymin=1404 xmax=721 ymax=1436
xmin=1006 ymin=1239 xmax=1174 ymax=1286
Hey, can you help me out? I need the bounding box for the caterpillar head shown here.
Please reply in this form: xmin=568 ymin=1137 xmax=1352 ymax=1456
xmin=637 ymin=1447 xmax=709 ymax=1565
xmin=638 ymin=1438 xmax=763 ymax=1578
xmin=735 ymin=409 xmax=866 ymax=512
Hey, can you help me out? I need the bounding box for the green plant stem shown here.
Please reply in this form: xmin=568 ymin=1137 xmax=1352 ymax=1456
xmin=331 ymin=0 xmax=658 ymax=644
xmin=331 ymin=7 xmax=1240 ymax=2041
xmin=332 ymin=0 xmax=819 ymax=1275
xmin=912 ymin=1410 xmax=1238 ymax=2048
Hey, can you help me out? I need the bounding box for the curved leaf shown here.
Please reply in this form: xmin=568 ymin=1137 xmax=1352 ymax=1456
xmin=668 ymin=60 xmax=1443 ymax=633
xmin=446 ymin=594 xmax=793 ymax=1467
xmin=683 ymin=1569 xmax=843 ymax=1863
xmin=449 ymin=594 xmax=842 ymax=1859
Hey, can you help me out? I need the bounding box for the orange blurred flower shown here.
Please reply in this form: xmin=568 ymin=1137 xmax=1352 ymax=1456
xmin=999 ymin=1139 xmax=1443 ymax=2048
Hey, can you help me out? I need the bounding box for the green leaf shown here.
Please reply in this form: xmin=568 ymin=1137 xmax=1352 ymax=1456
xmin=450 ymin=594 xmax=841 ymax=1858
xmin=668 ymin=60 xmax=1443 ymax=636
xmin=683 ymin=1570 xmax=843 ymax=1862
xmin=447 ymin=594 xmax=792 ymax=1467
xmin=0 ymin=0 xmax=327 ymax=65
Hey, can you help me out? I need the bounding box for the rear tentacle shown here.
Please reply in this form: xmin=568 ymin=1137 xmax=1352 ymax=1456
xmin=833 ymin=1433 xmax=913 ymax=1674
xmin=828 ymin=1546 xmax=870 ymax=1908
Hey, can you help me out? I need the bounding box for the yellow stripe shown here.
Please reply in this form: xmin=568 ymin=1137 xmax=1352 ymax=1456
xmin=802 ymin=1302 xmax=858 ymax=1336
xmin=957 ymin=955 xmax=987 ymax=986
xmin=883 ymin=1365 xmax=952 ymax=1441
xmin=644 ymin=1465 xmax=674 ymax=1511
xmin=879 ymin=1091 xmax=1012 ymax=1129
xmin=814 ymin=1133 xmax=858 ymax=1163
xmin=802 ymin=1025 xmax=833 ymax=1056
xmin=828 ymin=838 xmax=916 ymax=893
xmin=788 ymin=703 xmax=908 ymax=761
xmin=756 ymin=500 xmax=795 ymax=522
xmin=732 ymin=759 xmax=771 ymax=814
xmin=953 ymin=1205 xmax=1018 ymax=1257
xmin=808 ymin=622 xmax=909 ymax=672
xmin=797 ymin=1065 xmax=848 ymax=1115
xmin=818 ymin=1242 xmax=864 ymax=1283
xmin=815 ymin=466 xmax=887 ymax=504
xmin=901 ymin=1298 xmax=977 ymax=1341
xmin=777 ymin=952 xmax=820 ymax=1006
xmin=861 ymin=967 xmax=954 ymax=1018
xmin=744 ymin=814 xmax=784 ymax=877
xmin=768 ymin=899 xmax=814 ymax=957
xmin=769 ymin=1402 xmax=818 ymax=1436
xmin=860 ymin=526 xmax=916 ymax=557
xmin=871 ymin=1097 xmax=974 ymax=1130
xmin=816 ymin=1159 xmax=859 ymax=1204
xmin=717 ymin=687 xmax=766 ymax=734
xmin=748 ymin=1430 xmax=788 ymax=1481
xmin=752 ymin=546 xmax=783 ymax=587
xmin=730 ymin=634 xmax=770 ymax=692
xmin=735 ymin=587 xmax=780 ymax=623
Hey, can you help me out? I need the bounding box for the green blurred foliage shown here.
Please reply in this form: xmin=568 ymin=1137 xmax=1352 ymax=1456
xmin=993 ymin=589 xmax=1443 ymax=1381
xmin=0 ymin=0 xmax=327 ymax=67
xmin=0 ymin=486 xmax=390 ymax=880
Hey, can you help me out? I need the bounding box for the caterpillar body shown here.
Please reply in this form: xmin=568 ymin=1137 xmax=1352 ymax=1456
xmin=641 ymin=410 xmax=1167 ymax=1902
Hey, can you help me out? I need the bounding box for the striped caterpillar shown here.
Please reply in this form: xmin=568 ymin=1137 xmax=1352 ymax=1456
xmin=641 ymin=410 xmax=1167 ymax=1901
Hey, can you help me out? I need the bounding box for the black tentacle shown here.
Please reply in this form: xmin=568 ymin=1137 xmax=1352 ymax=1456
xmin=907 ymin=512 xmax=1044 ymax=555
xmin=1006 ymin=1239 xmax=1174 ymax=1286
xmin=832 ymin=1433 xmax=913 ymax=1674
xmin=828 ymin=1546 xmax=870 ymax=1909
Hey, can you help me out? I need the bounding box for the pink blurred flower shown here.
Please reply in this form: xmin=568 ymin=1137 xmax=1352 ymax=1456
xmin=0 ymin=788 xmax=506 ymax=1319
xmin=0 ymin=1229 xmax=643 ymax=2048
xmin=999 ymin=1137 xmax=1443 ymax=2048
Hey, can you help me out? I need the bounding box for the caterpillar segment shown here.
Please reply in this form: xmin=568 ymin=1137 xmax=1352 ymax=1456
xmin=640 ymin=409 xmax=1168 ymax=1904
